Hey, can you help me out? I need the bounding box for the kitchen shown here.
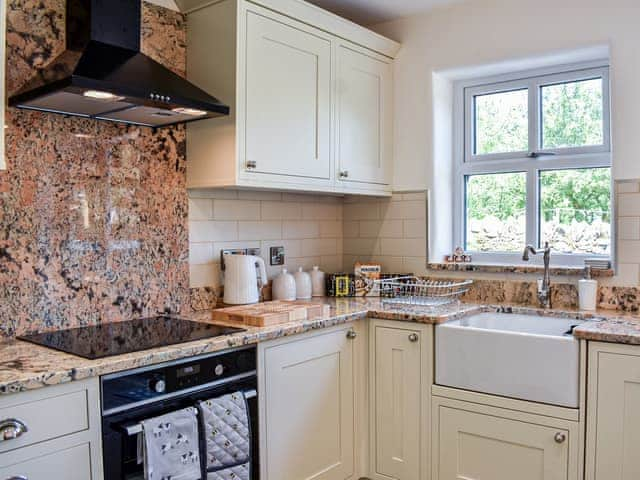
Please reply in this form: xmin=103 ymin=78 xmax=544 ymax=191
xmin=1 ymin=0 xmax=640 ymax=479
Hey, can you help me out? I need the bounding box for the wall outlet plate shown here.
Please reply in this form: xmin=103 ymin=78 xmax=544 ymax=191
xmin=270 ymin=246 xmax=285 ymax=266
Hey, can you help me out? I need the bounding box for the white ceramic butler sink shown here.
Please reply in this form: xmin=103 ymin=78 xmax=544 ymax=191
xmin=436 ymin=312 xmax=581 ymax=408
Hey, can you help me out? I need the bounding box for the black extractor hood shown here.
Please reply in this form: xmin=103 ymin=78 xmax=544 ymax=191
xmin=9 ymin=0 xmax=229 ymax=128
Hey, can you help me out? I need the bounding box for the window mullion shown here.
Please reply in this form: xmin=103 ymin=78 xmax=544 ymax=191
xmin=526 ymin=166 xmax=539 ymax=249
xmin=528 ymin=79 xmax=539 ymax=155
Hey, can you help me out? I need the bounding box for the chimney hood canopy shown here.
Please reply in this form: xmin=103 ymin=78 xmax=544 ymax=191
xmin=9 ymin=0 xmax=229 ymax=128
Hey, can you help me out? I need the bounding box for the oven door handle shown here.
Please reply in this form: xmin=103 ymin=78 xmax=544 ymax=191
xmin=119 ymin=389 xmax=257 ymax=437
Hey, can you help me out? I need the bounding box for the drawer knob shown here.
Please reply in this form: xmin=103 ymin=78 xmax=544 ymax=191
xmin=246 ymin=160 xmax=257 ymax=170
xmin=408 ymin=333 xmax=419 ymax=343
xmin=339 ymin=170 xmax=349 ymax=178
xmin=0 ymin=419 xmax=28 ymax=442
xmin=554 ymin=432 xmax=566 ymax=444
xmin=346 ymin=329 xmax=357 ymax=340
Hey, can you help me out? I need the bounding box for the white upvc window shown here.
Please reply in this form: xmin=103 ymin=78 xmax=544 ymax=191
xmin=453 ymin=63 xmax=612 ymax=266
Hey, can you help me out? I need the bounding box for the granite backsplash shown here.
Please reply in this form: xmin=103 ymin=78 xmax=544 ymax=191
xmin=0 ymin=1 xmax=191 ymax=338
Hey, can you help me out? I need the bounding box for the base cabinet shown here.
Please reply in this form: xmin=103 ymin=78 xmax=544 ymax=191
xmin=586 ymin=342 xmax=640 ymax=480
xmin=259 ymin=323 xmax=362 ymax=480
xmin=432 ymin=396 xmax=580 ymax=480
xmin=369 ymin=320 xmax=432 ymax=480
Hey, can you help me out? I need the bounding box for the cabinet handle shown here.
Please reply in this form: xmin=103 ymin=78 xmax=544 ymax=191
xmin=408 ymin=333 xmax=419 ymax=343
xmin=339 ymin=170 xmax=349 ymax=178
xmin=246 ymin=160 xmax=257 ymax=170
xmin=6 ymin=476 xmax=28 ymax=480
xmin=554 ymin=432 xmax=566 ymax=444
xmin=0 ymin=419 xmax=28 ymax=442
xmin=346 ymin=329 xmax=357 ymax=340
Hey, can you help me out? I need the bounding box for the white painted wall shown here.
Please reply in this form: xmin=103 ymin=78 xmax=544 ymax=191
xmin=371 ymin=0 xmax=640 ymax=190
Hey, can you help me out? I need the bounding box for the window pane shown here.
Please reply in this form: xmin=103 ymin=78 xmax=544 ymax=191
xmin=465 ymin=172 xmax=526 ymax=252
xmin=540 ymin=168 xmax=611 ymax=255
xmin=474 ymin=89 xmax=528 ymax=155
xmin=541 ymin=78 xmax=604 ymax=149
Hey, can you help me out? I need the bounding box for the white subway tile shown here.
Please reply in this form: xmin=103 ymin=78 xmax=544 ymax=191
xmin=301 ymin=238 xmax=338 ymax=257
xmin=190 ymin=263 xmax=222 ymax=288
xmin=189 ymin=189 xmax=238 ymax=199
xmin=618 ymin=217 xmax=640 ymax=240
xmin=261 ymin=201 xmax=302 ymax=220
xmin=403 ymin=256 xmax=428 ymax=276
xmin=320 ymin=220 xmax=343 ymax=238
xmin=238 ymin=221 xmax=282 ymax=241
xmin=188 ymin=198 xmax=213 ymax=221
xmin=283 ymin=221 xmax=321 ymax=239
xmin=302 ymin=203 xmax=340 ymax=220
xmin=260 ymin=239 xmax=302 ymax=259
xmin=618 ymin=193 xmax=640 ymax=217
xmin=189 ymin=221 xmax=238 ymax=243
xmin=403 ymin=219 xmax=426 ymax=239
xmin=370 ymin=255 xmax=404 ymax=272
xmin=381 ymin=200 xmax=426 ymax=220
xmin=213 ymin=200 xmax=261 ymax=221
xmin=380 ymin=238 xmax=427 ymax=257
xmin=617 ymin=181 xmax=640 ymax=194
xmin=189 ymin=243 xmax=214 ymax=265
xmin=618 ymin=240 xmax=640 ymax=263
xmin=344 ymin=202 xmax=380 ymax=221
xmin=606 ymin=263 xmax=640 ymax=287
xmin=343 ymin=221 xmax=360 ymax=238
xmin=401 ymin=191 xmax=427 ymax=201
xmin=286 ymin=257 xmax=322 ymax=272
xmin=320 ymin=255 xmax=344 ymax=273
xmin=344 ymin=238 xmax=381 ymax=256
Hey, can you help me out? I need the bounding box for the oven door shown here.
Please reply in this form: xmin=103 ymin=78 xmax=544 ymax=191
xmin=102 ymin=377 xmax=259 ymax=480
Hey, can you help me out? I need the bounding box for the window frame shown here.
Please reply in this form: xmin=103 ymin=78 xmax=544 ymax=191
xmin=453 ymin=62 xmax=612 ymax=266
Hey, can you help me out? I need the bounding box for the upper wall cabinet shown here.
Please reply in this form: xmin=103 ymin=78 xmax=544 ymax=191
xmin=184 ymin=0 xmax=400 ymax=196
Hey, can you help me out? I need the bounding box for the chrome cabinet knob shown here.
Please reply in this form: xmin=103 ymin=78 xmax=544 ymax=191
xmin=0 ymin=419 xmax=28 ymax=442
xmin=408 ymin=333 xmax=419 ymax=343
xmin=246 ymin=160 xmax=257 ymax=169
xmin=554 ymin=432 xmax=566 ymax=444
xmin=339 ymin=170 xmax=349 ymax=178
xmin=150 ymin=379 xmax=166 ymax=394
xmin=346 ymin=329 xmax=357 ymax=340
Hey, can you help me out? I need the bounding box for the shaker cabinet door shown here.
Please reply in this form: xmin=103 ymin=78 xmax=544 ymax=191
xmin=586 ymin=342 xmax=640 ymax=480
xmin=261 ymin=326 xmax=356 ymax=480
xmin=244 ymin=10 xmax=332 ymax=180
xmin=336 ymin=42 xmax=393 ymax=185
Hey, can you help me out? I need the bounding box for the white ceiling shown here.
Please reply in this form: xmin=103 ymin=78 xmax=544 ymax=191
xmin=306 ymin=0 xmax=462 ymax=25
xmin=153 ymin=0 xmax=462 ymax=26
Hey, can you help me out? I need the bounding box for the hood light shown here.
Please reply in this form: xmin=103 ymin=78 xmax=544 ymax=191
xmin=172 ymin=107 xmax=208 ymax=116
xmin=83 ymin=90 xmax=124 ymax=101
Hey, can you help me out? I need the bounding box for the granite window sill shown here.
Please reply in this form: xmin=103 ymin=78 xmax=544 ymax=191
xmin=427 ymin=262 xmax=614 ymax=278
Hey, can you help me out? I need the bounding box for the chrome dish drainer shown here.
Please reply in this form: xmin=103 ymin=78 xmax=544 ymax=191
xmin=373 ymin=276 xmax=473 ymax=306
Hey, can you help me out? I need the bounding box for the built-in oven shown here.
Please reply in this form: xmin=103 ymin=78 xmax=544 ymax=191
xmin=100 ymin=346 xmax=259 ymax=480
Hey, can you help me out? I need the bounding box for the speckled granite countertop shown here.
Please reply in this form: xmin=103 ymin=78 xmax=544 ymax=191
xmin=0 ymin=298 xmax=479 ymax=395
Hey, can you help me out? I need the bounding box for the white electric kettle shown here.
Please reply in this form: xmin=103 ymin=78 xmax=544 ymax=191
xmin=223 ymin=254 xmax=268 ymax=305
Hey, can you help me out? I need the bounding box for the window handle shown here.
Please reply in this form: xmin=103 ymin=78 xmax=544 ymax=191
xmin=527 ymin=151 xmax=556 ymax=158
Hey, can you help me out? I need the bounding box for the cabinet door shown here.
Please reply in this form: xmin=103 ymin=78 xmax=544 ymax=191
xmin=0 ymin=443 xmax=91 ymax=480
xmin=371 ymin=326 xmax=421 ymax=479
xmin=244 ymin=10 xmax=332 ymax=180
xmin=586 ymin=343 xmax=640 ymax=480
xmin=336 ymin=42 xmax=392 ymax=185
xmin=434 ymin=401 xmax=569 ymax=480
xmin=262 ymin=327 xmax=355 ymax=480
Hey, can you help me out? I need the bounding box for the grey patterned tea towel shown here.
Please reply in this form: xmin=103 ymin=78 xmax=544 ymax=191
xmin=197 ymin=392 xmax=251 ymax=480
xmin=141 ymin=406 xmax=201 ymax=480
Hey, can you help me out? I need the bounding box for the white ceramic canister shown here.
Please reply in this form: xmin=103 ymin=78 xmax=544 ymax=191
xmin=310 ymin=266 xmax=326 ymax=297
xmin=272 ymin=268 xmax=296 ymax=301
xmin=294 ymin=267 xmax=312 ymax=300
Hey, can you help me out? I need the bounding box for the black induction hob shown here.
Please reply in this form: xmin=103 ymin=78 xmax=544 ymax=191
xmin=17 ymin=317 xmax=246 ymax=359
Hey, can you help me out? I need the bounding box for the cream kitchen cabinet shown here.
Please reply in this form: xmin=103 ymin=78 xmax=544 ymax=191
xmin=183 ymin=0 xmax=399 ymax=195
xmin=335 ymin=42 xmax=393 ymax=192
xmin=585 ymin=342 xmax=640 ymax=480
xmin=431 ymin=395 xmax=581 ymax=480
xmin=0 ymin=378 xmax=103 ymax=480
xmin=368 ymin=320 xmax=432 ymax=480
xmin=258 ymin=322 xmax=366 ymax=480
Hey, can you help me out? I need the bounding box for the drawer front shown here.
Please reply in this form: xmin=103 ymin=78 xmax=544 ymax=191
xmin=0 ymin=390 xmax=89 ymax=453
xmin=0 ymin=442 xmax=91 ymax=480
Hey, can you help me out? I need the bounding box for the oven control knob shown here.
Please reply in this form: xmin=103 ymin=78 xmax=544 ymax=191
xmin=214 ymin=364 xmax=225 ymax=376
xmin=150 ymin=379 xmax=166 ymax=394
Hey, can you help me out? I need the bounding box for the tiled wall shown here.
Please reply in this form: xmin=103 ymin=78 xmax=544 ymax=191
xmin=612 ymin=180 xmax=640 ymax=286
xmin=343 ymin=191 xmax=428 ymax=275
xmin=188 ymin=190 xmax=344 ymax=289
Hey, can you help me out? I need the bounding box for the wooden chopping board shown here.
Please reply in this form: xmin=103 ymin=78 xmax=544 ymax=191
xmin=212 ymin=301 xmax=331 ymax=327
